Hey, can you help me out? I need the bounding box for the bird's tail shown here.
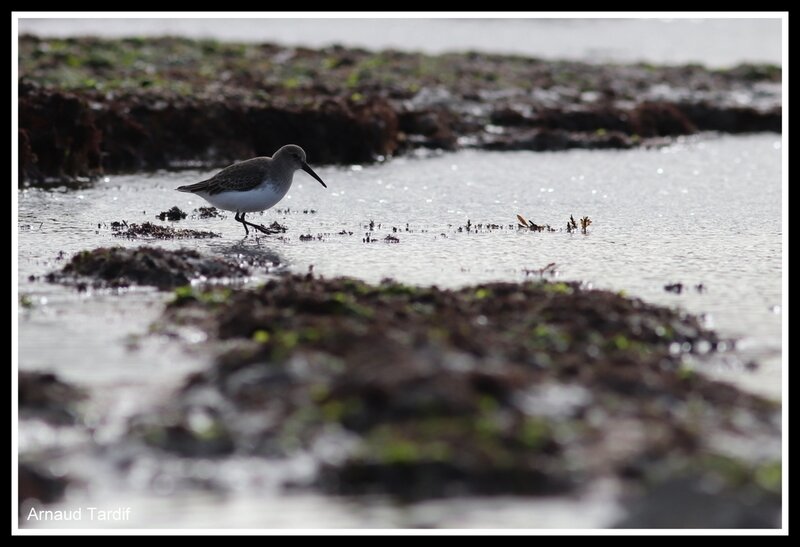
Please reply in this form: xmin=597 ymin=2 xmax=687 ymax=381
xmin=175 ymin=180 xmax=208 ymax=193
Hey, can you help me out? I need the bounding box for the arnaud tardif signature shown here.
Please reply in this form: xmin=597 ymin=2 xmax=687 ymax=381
xmin=26 ymin=507 xmax=131 ymax=522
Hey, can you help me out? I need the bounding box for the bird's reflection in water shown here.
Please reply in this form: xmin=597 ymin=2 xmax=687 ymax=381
xmin=206 ymin=238 xmax=288 ymax=277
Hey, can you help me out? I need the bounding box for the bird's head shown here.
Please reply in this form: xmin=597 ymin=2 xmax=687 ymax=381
xmin=276 ymin=144 xmax=327 ymax=188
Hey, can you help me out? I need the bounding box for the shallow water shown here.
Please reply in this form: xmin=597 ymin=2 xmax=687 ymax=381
xmin=17 ymin=133 xmax=783 ymax=528
xmin=18 ymin=17 xmax=782 ymax=68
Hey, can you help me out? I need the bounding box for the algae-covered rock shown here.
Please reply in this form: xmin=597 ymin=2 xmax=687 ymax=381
xmin=46 ymin=246 xmax=247 ymax=290
xmin=133 ymin=274 xmax=779 ymax=506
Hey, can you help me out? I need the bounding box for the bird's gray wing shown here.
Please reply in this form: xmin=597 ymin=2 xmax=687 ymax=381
xmin=176 ymin=158 xmax=270 ymax=195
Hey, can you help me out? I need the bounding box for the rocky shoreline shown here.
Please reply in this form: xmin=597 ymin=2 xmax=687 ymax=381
xmin=18 ymin=36 xmax=781 ymax=184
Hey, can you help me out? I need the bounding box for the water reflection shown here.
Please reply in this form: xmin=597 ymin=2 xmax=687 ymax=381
xmin=206 ymin=239 xmax=287 ymax=274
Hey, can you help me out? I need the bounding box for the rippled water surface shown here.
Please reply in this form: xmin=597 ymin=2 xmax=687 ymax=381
xmin=17 ymin=134 xmax=783 ymax=528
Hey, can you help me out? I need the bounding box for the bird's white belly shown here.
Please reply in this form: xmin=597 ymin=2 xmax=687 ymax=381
xmin=197 ymin=184 xmax=289 ymax=213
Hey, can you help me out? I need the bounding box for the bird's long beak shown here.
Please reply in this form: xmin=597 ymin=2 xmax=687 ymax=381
xmin=302 ymin=162 xmax=327 ymax=188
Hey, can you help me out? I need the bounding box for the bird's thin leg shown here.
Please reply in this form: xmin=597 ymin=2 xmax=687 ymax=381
xmin=235 ymin=211 xmax=249 ymax=236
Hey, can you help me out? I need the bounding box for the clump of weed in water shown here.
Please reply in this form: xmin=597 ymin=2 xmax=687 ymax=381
xmin=156 ymin=206 xmax=187 ymax=221
xmin=516 ymin=213 xmax=544 ymax=232
xmin=516 ymin=213 xmax=588 ymax=234
xmin=523 ymin=262 xmax=558 ymax=278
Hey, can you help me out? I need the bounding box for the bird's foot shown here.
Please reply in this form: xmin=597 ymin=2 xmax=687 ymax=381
xmin=250 ymin=221 xmax=288 ymax=235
